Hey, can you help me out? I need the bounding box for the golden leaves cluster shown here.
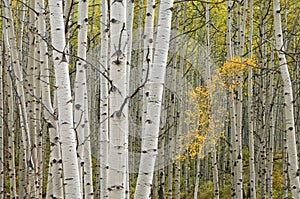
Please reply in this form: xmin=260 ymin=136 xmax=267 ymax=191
xmin=180 ymin=75 xmax=226 ymax=160
xmin=217 ymin=56 xmax=257 ymax=90
xmin=181 ymin=85 xmax=211 ymax=159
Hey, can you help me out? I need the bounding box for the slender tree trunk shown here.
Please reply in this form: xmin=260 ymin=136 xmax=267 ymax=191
xmin=49 ymin=1 xmax=81 ymax=198
xmin=194 ymin=153 xmax=201 ymax=199
xmin=26 ymin=1 xmax=39 ymax=196
xmin=126 ymin=2 xmax=134 ymax=197
xmin=99 ymin=0 xmax=109 ymax=198
xmin=2 ymin=2 xmax=32 ymax=197
xmin=40 ymin=5 xmax=64 ymax=192
xmin=266 ymin=48 xmax=275 ymax=199
xmin=107 ymin=0 xmax=128 ymax=197
xmin=247 ymin=0 xmax=256 ymax=198
xmin=273 ymin=0 xmax=300 ymax=198
xmin=134 ymin=1 xmax=174 ymax=197
xmin=79 ymin=0 xmax=94 ymax=198
xmin=83 ymin=99 xmax=94 ymax=198
xmin=141 ymin=0 xmax=155 ymax=157
xmin=173 ymin=5 xmax=181 ymax=199
xmin=37 ymin=2 xmax=64 ymax=194
xmin=74 ymin=0 xmax=94 ymax=198
xmin=3 ymin=43 xmax=17 ymax=198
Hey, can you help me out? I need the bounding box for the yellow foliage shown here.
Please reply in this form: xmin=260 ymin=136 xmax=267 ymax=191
xmin=217 ymin=56 xmax=257 ymax=90
xmin=179 ymin=73 xmax=227 ymax=161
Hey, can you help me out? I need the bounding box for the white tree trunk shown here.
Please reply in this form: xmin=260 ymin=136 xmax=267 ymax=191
xmin=266 ymin=49 xmax=275 ymax=199
xmin=140 ymin=4 xmax=155 ymax=195
xmin=99 ymin=0 xmax=109 ymax=198
xmin=46 ymin=92 xmax=64 ymax=199
xmin=273 ymin=0 xmax=300 ymax=198
xmin=83 ymin=98 xmax=94 ymax=198
xmin=134 ymin=0 xmax=174 ymax=197
xmin=74 ymin=0 xmax=94 ymax=197
xmin=3 ymin=42 xmax=17 ymax=197
xmin=49 ymin=1 xmax=81 ymax=198
xmin=194 ymin=153 xmax=201 ymax=199
xmin=126 ymin=2 xmax=134 ymax=197
xmin=247 ymin=0 xmax=256 ymax=198
xmin=107 ymin=0 xmax=128 ymax=198
xmin=2 ymin=2 xmax=32 ymax=197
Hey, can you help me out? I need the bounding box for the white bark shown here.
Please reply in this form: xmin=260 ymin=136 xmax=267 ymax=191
xmin=3 ymin=43 xmax=17 ymax=198
xmin=273 ymin=0 xmax=300 ymax=198
xmin=141 ymin=0 xmax=155 ymax=147
xmin=126 ymin=2 xmax=134 ymax=197
xmin=194 ymin=153 xmax=201 ymax=199
xmin=134 ymin=0 xmax=174 ymax=197
xmin=74 ymin=0 xmax=94 ymax=197
xmin=46 ymin=92 xmax=64 ymax=199
xmin=140 ymin=4 xmax=155 ymax=194
xmin=107 ymin=0 xmax=128 ymax=198
xmin=83 ymin=98 xmax=94 ymax=198
xmin=266 ymin=49 xmax=275 ymax=199
xmin=175 ymin=3 xmax=187 ymax=198
xmin=39 ymin=1 xmax=64 ymax=192
xmin=247 ymin=0 xmax=256 ymax=198
xmin=99 ymin=0 xmax=109 ymax=198
xmin=49 ymin=1 xmax=81 ymax=198
xmin=235 ymin=2 xmax=245 ymax=199
xmin=26 ymin=1 xmax=39 ymax=196
xmin=205 ymin=3 xmax=220 ymax=198
xmin=226 ymin=0 xmax=233 ymax=58
xmin=126 ymin=0 xmax=134 ymax=94
xmin=2 ymin=2 xmax=32 ymax=197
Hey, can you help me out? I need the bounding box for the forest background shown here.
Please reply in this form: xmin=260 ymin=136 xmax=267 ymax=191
xmin=0 ymin=0 xmax=299 ymax=198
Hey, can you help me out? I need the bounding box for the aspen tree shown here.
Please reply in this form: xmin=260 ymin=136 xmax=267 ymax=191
xmin=141 ymin=0 xmax=155 ymax=195
xmin=99 ymin=0 xmax=109 ymax=198
xmin=247 ymin=0 xmax=256 ymax=198
xmin=194 ymin=153 xmax=201 ymax=199
xmin=74 ymin=0 xmax=94 ymax=197
xmin=235 ymin=1 xmax=248 ymax=198
xmin=3 ymin=34 xmax=17 ymax=198
xmin=37 ymin=0 xmax=64 ymax=197
xmin=126 ymin=0 xmax=134 ymax=93
xmin=166 ymin=65 xmax=176 ymax=199
xmin=63 ymin=0 xmax=73 ymax=51
xmin=17 ymin=0 xmax=26 ymax=60
xmin=83 ymin=99 xmax=94 ymax=198
xmin=134 ymin=0 xmax=174 ymax=197
xmin=225 ymin=1 xmax=237 ymax=198
xmin=283 ymin=129 xmax=289 ymax=198
xmin=273 ymin=0 xmax=300 ymax=197
xmin=49 ymin=0 xmax=81 ymax=197
xmin=166 ymin=7 xmax=180 ymax=199
xmin=206 ymin=3 xmax=219 ymax=198
xmin=26 ymin=1 xmax=40 ymax=196
xmin=140 ymin=4 xmax=155 ymax=194
xmin=34 ymin=24 xmax=43 ymax=199
xmin=266 ymin=46 xmax=276 ymax=199
xmin=173 ymin=6 xmax=181 ymax=199
xmin=2 ymin=2 xmax=33 ymax=197
xmin=126 ymin=2 xmax=134 ymax=197
xmin=176 ymin=3 xmax=187 ymax=198
xmin=26 ymin=0 xmax=37 ymax=161
xmin=107 ymin=0 xmax=128 ymax=197
xmin=258 ymin=3 xmax=268 ymax=197
xmin=141 ymin=0 xmax=155 ymax=147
